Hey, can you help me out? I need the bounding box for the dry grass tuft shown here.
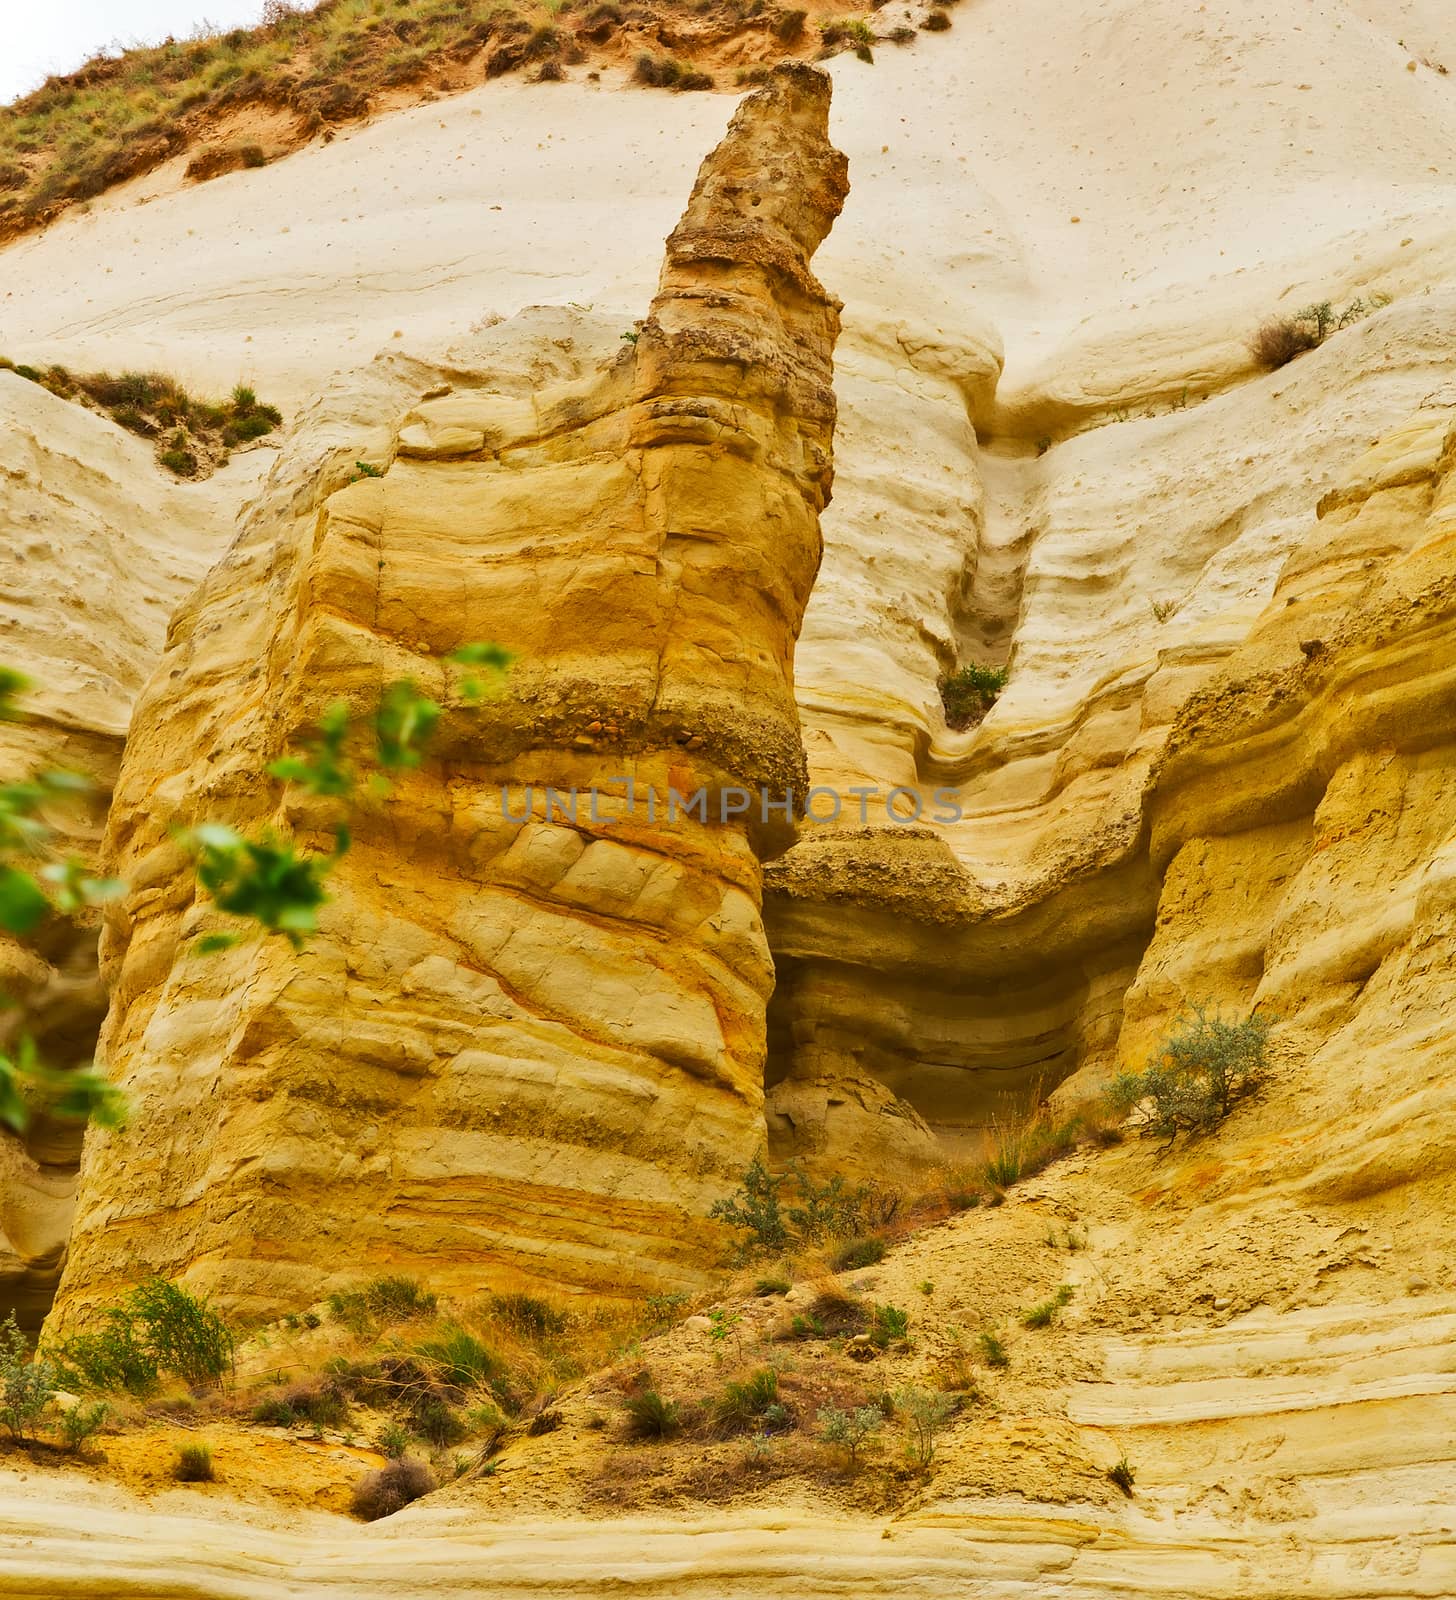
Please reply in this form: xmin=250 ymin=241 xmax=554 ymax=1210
xmin=1248 ymin=317 xmax=1319 ymax=369
xmin=351 ymin=1455 xmax=435 ymax=1520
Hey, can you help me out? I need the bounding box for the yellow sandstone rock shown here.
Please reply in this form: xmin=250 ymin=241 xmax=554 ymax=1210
xmin=0 ymin=375 xmax=237 ymax=1326
xmin=47 ymin=66 xmax=848 ymax=1324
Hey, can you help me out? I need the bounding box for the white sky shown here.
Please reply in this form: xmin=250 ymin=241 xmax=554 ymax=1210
xmin=2 ymin=2 xmax=271 ymax=106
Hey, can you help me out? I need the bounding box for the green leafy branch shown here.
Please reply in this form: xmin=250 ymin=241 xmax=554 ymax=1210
xmin=182 ymin=644 xmax=510 ymax=953
xmin=0 ymin=673 xmax=130 ymax=1134
xmin=0 ymin=643 xmax=510 ymax=1131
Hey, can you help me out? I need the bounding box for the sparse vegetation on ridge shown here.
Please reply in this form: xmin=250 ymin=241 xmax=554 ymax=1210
xmin=1249 ymin=294 xmax=1389 ymax=370
xmin=0 ymin=0 xmax=913 ymax=242
xmin=0 ymin=358 xmax=281 ymax=477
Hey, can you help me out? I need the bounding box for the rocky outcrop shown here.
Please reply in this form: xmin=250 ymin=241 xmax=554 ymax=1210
xmin=0 ymin=377 xmax=238 ymax=1326
xmin=1120 ymin=406 xmax=1456 ymax=1201
xmin=47 ymin=65 xmax=847 ymax=1325
xmin=766 ymin=289 xmax=1456 ymax=1153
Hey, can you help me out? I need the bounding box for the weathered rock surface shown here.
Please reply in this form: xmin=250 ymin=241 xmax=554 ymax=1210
xmin=0 ymin=376 xmax=239 ymax=1325
xmin=47 ymin=66 xmax=847 ymax=1325
xmin=768 ymin=293 xmax=1456 ymax=1153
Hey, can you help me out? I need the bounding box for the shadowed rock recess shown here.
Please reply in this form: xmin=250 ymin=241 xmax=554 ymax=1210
xmin=47 ymin=65 xmax=848 ymax=1324
xmin=0 ymin=378 xmax=237 ymax=1327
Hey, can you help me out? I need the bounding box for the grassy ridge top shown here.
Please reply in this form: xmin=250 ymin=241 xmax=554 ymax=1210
xmin=0 ymin=0 xmax=915 ymax=244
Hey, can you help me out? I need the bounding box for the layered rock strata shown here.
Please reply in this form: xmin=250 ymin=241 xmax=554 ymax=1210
xmin=0 ymin=377 xmax=237 ymax=1325
xmin=48 ymin=65 xmax=847 ymax=1323
xmin=766 ymin=293 xmax=1456 ymax=1153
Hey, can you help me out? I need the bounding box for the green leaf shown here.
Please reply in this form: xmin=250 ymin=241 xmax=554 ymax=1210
xmin=448 ymin=642 xmax=513 ymax=669
xmin=49 ymin=1068 xmax=127 ymax=1130
xmin=376 ymin=680 xmax=441 ymax=770
xmin=0 ymin=1067 xmax=28 ymax=1134
xmin=37 ymin=768 xmax=93 ymax=795
xmin=0 ymin=866 xmax=50 ymax=935
xmin=266 ymin=756 xmax=314 ymax=784
xmin=190 ymin=823 xmax=243 ymax=852
xmin=194 ymin=933 xmax=240 ymax=955
xmin=0 ymin=667 xmax=31 ymax=723
xmin=267 ymin=702 xmax=355 ymax=798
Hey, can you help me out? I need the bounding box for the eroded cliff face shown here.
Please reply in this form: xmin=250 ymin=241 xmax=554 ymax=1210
xmin=1125 ymin=407 xmax=1456 ymax=1207
xmin=0 ymin=377 xmax=238 ymax=1325
xmin=764 ymin=289 xmax=1456 ymax=1157
xmin=47 ymin=65 xmax=847 ymax=1324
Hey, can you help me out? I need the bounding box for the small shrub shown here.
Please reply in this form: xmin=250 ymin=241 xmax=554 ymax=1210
xmin=129 ymin=1278 xmax=233 ymax=1388
xmin=351 ymin=1456 xmax=435 ymax=1520
xmin=977 ymin=1330 xmax=1009 ymax=1369
xmin=1250 ymin=296 xmax=1381 ymax=369
xmin=160 ymin=446 xmax=198 ymax=476
xmin=830 ymin=1236 xmax=885 ymax=1272
xmin=330 ymin=1275 xmax=436 ymax=1325
xmin=633 ymin=53 xmax=681 ymax=87
xmin=286 ymin=1381 xmax=349 ymax=1428
xmin=0 ymin=1316 xmax=56 ymax=1441
xmin=710 ymin=1156 xmax=788 ymax=1256
xmin=871 ymin=1305 xmax=909 ymax=1347
xmin=490 ymin=1293 xmax=567 ymax=1337
xmin=802 ymin=1286 xmax=867 ymax=1340
xmin=1108 ymin=1457 xmax=1136 ymax=1496
xmin=55 ymin=1278 xmax=230 ymax=1394
xmin=1021 ymin=1284 xmax=1074 ymax=1329
xmin=54 ymin=1308 xmax=159 ymax=1396
xmin=1248 ymin=317 xmax=1318 ymax=369
xmin=644 ymin=1291 xmax=690 ymax=1327
xmin=252 ymin=1397 xmax=296 ymax=1427
xmin=377 ymin=1421 xmax=410 ymax=1459
xmin=57 ymin=1399 xmax=110 ymax=1454
xmin=622 ymin=1388 xmax=679 ymax=1441
xmin=352 ymin=459 xmax=385 ymax=479
xmin=712 ymin=1158 xmax=887 ymax=1261
xmin=922 ymin=9 xmax=952 ymax=29
xmin=412 ymin=1396 xmax=467 ymax=1447
xmin=817 ymin=1403 xmax=882 ymax=1467
xmin=754 ymin=1275 xmax=791 ymax=1297
xmin=415 ymin=1327 xmax=495 ymax=1389
xmin=895 ymin=1386 xmax=954 ymax=1468
xmin=174 ymin=1443 xmax=215 ymax=1482
xmin=939 ymin=663 xmax=1008 ymax=730
xmin=717 ymin=1368 xmax=779 ymax=1431
xmin=1108 ymin=1005 xmax=1270 ymax=1140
